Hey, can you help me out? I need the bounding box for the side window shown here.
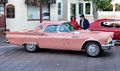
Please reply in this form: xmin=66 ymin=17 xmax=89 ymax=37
xmin=65 ymin=22 xmax=76 ymax=31
xmin=60 ymin=25 xmax=70 ymax=32
xmin=101 ymin=22 xmax=120 ymax=28
xmin=101 ymin=22 xmax=113 ymax=27
xmin=44 ymin=25 xmax=58 ymax=33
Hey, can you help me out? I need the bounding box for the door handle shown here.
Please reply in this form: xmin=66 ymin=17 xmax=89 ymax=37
xmin=40 ymin=34 xmax=47 ymax=36
xmin=72 ymin=36 xmax=79 ymax=38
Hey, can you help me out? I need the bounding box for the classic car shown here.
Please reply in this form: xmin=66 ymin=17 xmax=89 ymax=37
xmin=89 ymin=19 xmax=120 ymax=42
xmin=6 ymin=21 xmax=114 ymax=57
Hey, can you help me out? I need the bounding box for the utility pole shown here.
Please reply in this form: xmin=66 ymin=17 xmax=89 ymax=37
xmin=35 ymin=0 xmax=42 ymax=23
xmin=4 ymin=1 xmax=6 ymax=31
xmin=40 ymin=0 xmax=42 ymax=23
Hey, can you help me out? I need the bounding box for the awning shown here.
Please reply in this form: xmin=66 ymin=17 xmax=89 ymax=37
xmin=0 ymin=0 xmax=8 ymax=4
xmin=25 ymin=0 xmax=56 ymax=6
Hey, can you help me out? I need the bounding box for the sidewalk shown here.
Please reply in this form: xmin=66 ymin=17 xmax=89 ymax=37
xmin=0 ymin=32 xmax=5 ymax=41
xmin=0 ymin=32 xmax=8 ymax=46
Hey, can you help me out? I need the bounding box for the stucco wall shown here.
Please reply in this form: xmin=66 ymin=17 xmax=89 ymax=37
xmin=6 ymin=0 xmax=40 ymax=32
xmin=50 ymin=4 xmax=58 ymax=21
xmin=59 ymin=0 xmax=68 ymax=21
xmin=98 ymin=11 xmax=120 ymax=19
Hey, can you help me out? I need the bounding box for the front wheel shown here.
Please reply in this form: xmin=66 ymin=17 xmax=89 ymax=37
xmin=85 ymin=42 xmax=102 ymax=57
xmin=24 ymin=44 xmax=39 ymax=52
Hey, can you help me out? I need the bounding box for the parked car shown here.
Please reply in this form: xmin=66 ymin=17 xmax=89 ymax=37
xmin=42 ymin=12 xmax=49 ymax=20
xmin=89 ymin=19 xmax=120 ymax=41
xmin=6 ymin=21 xmax=114 ymax=57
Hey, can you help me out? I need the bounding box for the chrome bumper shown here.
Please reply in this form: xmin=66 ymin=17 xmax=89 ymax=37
xmin=5 ymin=40 xmax=10 ymax=43
xmin=101 ymin=42 xmax=114 ymax=50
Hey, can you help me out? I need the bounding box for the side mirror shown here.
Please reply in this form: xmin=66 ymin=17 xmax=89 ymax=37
xmin=39 ymin=32 xmax=47 ymax=36
xmin=73 ymin=31 xmax=80 ymax=34
xmin=40 ymin=25 xmax=43 ymax=30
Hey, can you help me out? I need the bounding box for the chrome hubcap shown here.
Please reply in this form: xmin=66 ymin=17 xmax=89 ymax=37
xmin=89 ymin=46 xmax=96 ymax=53
xmin=26 ymin=44 xmax=36 ymax=51
xmin=87 ymin=44 xmax=99 ymax=56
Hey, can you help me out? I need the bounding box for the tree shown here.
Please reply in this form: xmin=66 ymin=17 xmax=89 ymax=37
xmin=35 ymin=0 xmax=49 ymax=5
xmin=115 ymin=3 xmax=120 ymax=11
xmin=84 ymin=0 xmax=112 ymax=20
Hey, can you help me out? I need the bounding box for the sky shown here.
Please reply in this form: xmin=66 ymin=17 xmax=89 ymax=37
xmin=113 ymin=0 xmax=120 ymax=3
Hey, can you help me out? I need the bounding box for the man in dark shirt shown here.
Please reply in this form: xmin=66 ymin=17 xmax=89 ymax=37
xmin=79 ymin=14 xmax=90 ymax=30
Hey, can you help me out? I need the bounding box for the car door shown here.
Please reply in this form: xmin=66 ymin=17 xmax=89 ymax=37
xmin=38 ymin=25 xmax=64 ymax=49
xmin=62 ymin=33 xmax=83 ymax=51
xmin=59 ymin=23 xmax=83 ymax=51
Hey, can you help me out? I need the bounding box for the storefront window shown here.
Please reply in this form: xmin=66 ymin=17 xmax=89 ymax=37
xmin=27 ymin=5 xmax=40 ymax=19
xmin=6 ymin=4 xmax=15 ymax=18
xmin=27 ymin=5 xmax=49 ymax=20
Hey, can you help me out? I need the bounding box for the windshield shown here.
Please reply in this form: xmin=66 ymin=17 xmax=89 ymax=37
xmin=59 ymin=22 xmax=77 ymax=32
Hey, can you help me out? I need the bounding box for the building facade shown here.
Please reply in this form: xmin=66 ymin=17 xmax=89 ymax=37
xmin=2 ymin=0 xmax=93 ymax=32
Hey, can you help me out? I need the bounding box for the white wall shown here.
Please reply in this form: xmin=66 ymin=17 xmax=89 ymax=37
xmin=50 ymin=4 xmax=58 ymax=21
xmin=98 ymin=11 xmax=120 ymax=19
xmin=50 ymin=0 xmax=62 ymax=21
xmin=6 ymin=0 xmax=40 ymax=32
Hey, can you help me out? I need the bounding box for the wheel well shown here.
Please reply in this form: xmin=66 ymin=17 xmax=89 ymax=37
xmin=82 ymin=41 xmax=101 ymax=50
xmin=23 ymin=44 xmax=26 ymax=46
xmin=22 ymin=43 xmax=39 ymax=48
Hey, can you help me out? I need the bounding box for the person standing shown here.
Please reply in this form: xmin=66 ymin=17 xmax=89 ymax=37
xmin=79 ymin=14 xmax=90 ymax=30
xmin=70 ymin=16 xmax=81 ymax=30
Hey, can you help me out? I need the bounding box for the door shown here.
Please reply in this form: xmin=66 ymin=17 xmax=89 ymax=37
xmin=63 ymin=33 xmax=83 ymax=51
xmin=58 ymin=22 xmax=83 ymax=51
xmin=71 ymin=4 xmax=76 ymax=16
xmin=38 ymin=25 xmax=64 ymax=49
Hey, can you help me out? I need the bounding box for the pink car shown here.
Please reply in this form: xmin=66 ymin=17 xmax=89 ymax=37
xmin=6 ymin=21 xmax=114 ymax=57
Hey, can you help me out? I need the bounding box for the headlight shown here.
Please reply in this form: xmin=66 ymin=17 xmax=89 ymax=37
xmin=107 ymin=37 xmax=113 ymax=44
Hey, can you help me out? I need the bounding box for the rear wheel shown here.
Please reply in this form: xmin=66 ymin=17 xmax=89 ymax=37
xmin=85 ymin=42 xmax=102 ymax=57
xmin=24 ymin=44 xmax=39 ymax=52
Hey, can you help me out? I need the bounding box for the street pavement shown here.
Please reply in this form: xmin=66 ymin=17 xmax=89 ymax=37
xmin=0 ymin=33 xmax=120 ymax=71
